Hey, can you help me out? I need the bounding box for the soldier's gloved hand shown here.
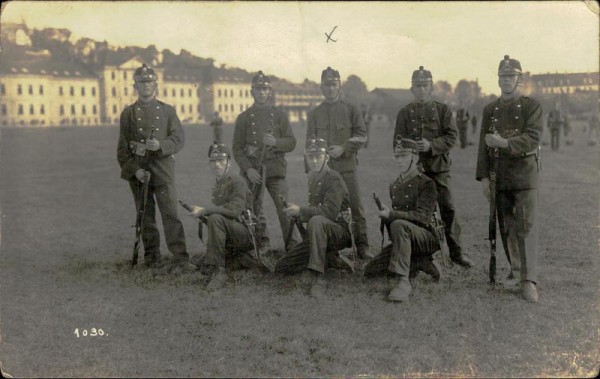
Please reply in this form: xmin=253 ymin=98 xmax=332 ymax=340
xmin=135 ymin=169 xmax=150 ymax=183
xmin=485 ymin=133 xmax=509 ymax=148
xmin=327 ymin=145 xmax=345 ymax=158
xmin=378 ymin=204 xmax=391 ymax=219
xmin=481 ymin=178 xmax=491 ymax=201
xmin=283 ymin=203 xmax=300 ymax=217
xmin=189 ymin=206 xmax=205 ymax=218
xmin=146 ymin=138 xmax=161 ymax=151
xmin=416 ymin=138 xmax=431 ymax=152
xmin=246 ymin=168 xmax=262 ymax=184
xmin=263 ymin=134 xmax=277 ymax=147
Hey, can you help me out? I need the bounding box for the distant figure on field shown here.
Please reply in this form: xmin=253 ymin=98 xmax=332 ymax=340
xmin=210 ymin=111 xmax=224 ymax=144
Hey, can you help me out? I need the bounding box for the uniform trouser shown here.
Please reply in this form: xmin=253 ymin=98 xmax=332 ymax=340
xmin=306 ymin=215 xmax=352 ymax=273
xmin=458 ymin=123 xmax=468 ymax=148
xmin=213 ymin=126 xmax=223 ymax=144
xmin=339 ymin=171 xmax=369 ymax=250
xmin=424 ymin=171 xmax=462 ymax=259
xmin=202 ymin=214 xmax=255 ymax=267
xmin=496 ymin=189 xmax=538 ymax=283
xmin=248 ymin=176 xmax=299 ymax=250
xmin=550 ymin=129 xmax=560 ymax=150
xmin=129 ymin=180 xmax=188 ymax=262
xmin=387 ymin=219 xmax=438 ymax=276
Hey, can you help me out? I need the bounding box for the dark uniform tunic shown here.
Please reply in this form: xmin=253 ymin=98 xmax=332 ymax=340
xmin=547 ymin=109 xmax=563 ymax=151
xmin=298 ymin=167 xmax=352 ymax=273
xmin=232 ymin=104 xmax=297 ymax=249
xmin=393 ymin=100 xmax=463 ymax=259
xmin=476 ymin=95 xmax=543 ymax=283
xmin=456 ymin=108 xmax=470 ymax=149
xmin=306 ymin=100 xmax=369 ymax=251
xmin=202 ymin=171 xmax=254 ymax=267
xmin=117 ymin=98 xmax=187 ymax=263
xmin=210 ymin=115 xmax=224 ymax=144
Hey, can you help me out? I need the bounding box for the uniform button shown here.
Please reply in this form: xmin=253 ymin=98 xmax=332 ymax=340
xmin=515 ymin=116 xmax=519 ymax=119
xmin=405 ymin=195 xmax=408 ymax=198
xmin=408 ymin=184 xmax=411 ymax=187
xmin=139 ymin=128 xmax=143 ymax=131
xmin=137 ymin=108 xmax=141 ymax=111
xmin=137 ymin=118 xmax=142 ymax=121
xmin=392 ymin=196 xmax=396 ymax=199
xmin=156 ymin=128 xmax=159 ymax=131
xmin=252 ymin=122 xmax=255 ymax=125
xmin=393 ymin=186 xmax=396 ymax=189
xmin=495 ymin=107 xmax=499 ymax=110
xmin=252 ymin=131 xmax=256 ymax=134
xmin=141 ymin=140 xmax=145 ymax=142
xmin=156 ymin=106 xmax=159 ymax=109
xmin=251 ymin=114 xmax=254 ymax=117
xmin=156 ymin=116 xmax=159 ymax=119
xmin=517 ymin=104 xmax=521 ymax=108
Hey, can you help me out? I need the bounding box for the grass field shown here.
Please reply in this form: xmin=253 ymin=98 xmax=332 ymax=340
xmin=0 ymin=119 xmax=598 ymax=377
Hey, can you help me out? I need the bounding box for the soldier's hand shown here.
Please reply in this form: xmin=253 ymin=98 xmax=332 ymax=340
xmin=378 ymin=204 xmax=391 ymax=219
xmin=146 ymin=138 xmax=161 ymax=151
xmin=263 ymin=133 xmax=277 ymax=147
xmin=246 ymin=168 xmax=262 ymax=184
xmin=189 ymin=206 xmax=205 ymax=218
xmin=481 ymin=178 xmax=491 ymax=201
xmin=327 ymin=145 xmax=345 ymax=158
xmin=485 ymin=133 xmax=509 ymax=148
xmin=135 ymin=169 xmax=150 ymax=183
xmin=283 ymin=203 xmax=300 ymax=217
xmin=416 ymin=138 xmax=431 ymax=152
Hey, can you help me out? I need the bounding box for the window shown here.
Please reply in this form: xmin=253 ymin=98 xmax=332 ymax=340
xmin=180 ymin=89 xmax=184 ymax=97
xmin=189 ymin=104 xmax=192 ymax=113
xmin=231 ymin=104 xmax=234 ymax=112
xmin=18 ymin=104 xmax=23 ymax=115
xmin=163 ymin=89 xmax=167 ymax=97
xmin=39 ymin=85 xmax=44 ymax=95
xmin=92 ymin=87 xmax=96 ymax=96
xmin=224 ymin=104 xmax=228 ymax=112
xmin=60 ymin=105 xmax=64 ymax=116
xmin=240 ymin=89 xmax=243 ymax=97
xmin=230 ymin=89 xmax=233 ymax=97
xmin=81 ymin=87 xmax=85 ymax=96
xmin=218 ymin=89 xmax=222 ymax=97
xmin=124 ymin=87 xmax=128 ymax=96
xmin=124 ymin=71 xmax=127 ymax=79
xmin=82 ymin=105 xmax=87 ymax=115
xmin=181 ymin=105 xmax=185 ymax=113
xmin=218 ymin=104 xmax=222 ymax=112
xmin=71 ymin=105 xmax=76 ymax=115
xmin=93 ymin=105 xmax=97 ymax=115
xmin=28 ymin=85 xmax=33 ymax=95
xmin=172 ymin=89 xmax=176 ymax=97
xmin=224 ymin=90 xmax=228 ymax=98
xmin=29 ymin=104 xmax=34 ymax=115
xmin=246 ymin=90 xmax=249 ymax=97
xmin=59 ymin=86 xmax=64 ymax=96
xmin=188 ymin=89 xmax=192 ymax=97
xmin=0 ymin=83 xmax=5 ymax=95
xmin=112 ymin=105 xmax=117 ymax=114
xmin=1 ymin=104 xmax=6 ymax=115
xmin=40 ymin=105 xmax=45 ymax=114
xmin=70 ymin=86 xmax=74 ymax=96
xmin=112 ymin=87 xmax=116 ymax=97
xmin=240 ymin=104 xmax=243 ymax=112
xmin=111 ymin=71 xmax=115 ymax=80
xmin=18 ymin=84 xmax=22 ymax=95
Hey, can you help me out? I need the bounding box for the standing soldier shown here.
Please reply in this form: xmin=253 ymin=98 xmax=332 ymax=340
xmin=210 ymin=111 xmax=224 ymax=144
xmin=471 ymin=114 xmax=479 ymax=137
xmin=547 ymin=102 xmax=563 ymax=151
xmin=232 ymin=71 xmax=298 ymax=252
xmin=456 ymin=107 xmax=470 ymax=149
xmin=476 ymin=55 xmax=543 ymax=302
xmin=186 ymin=143 xmax=259 ymax=290
xmin=117 ymin=63 xmax=193 ymax=272
xmin=307 ymin=67 xmax=372 ymax=259
xmin=361 ymin=104 xmax=373 ymax=148
xmin=394 ymin=66 xmax=474 ymax=268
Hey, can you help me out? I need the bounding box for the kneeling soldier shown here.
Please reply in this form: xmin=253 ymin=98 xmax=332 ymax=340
xmin=365 ymin=138 xmax=441 ymax=302
xmin=187 ymin=143 xmax=259 ymax=290
xmin=278 ymin=137 xmax=354 ymax=298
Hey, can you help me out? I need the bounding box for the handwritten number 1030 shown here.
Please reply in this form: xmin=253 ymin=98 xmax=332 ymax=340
xmin=74 ymin=328 xmax=106 ymax=337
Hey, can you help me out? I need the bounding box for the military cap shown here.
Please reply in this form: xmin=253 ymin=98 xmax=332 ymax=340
xmin=393 ymin=136 xmax=418 ymax=155
xmin=321 ymin=66 xmax=341 ymax=83
xmin=251 ymin=71 xmax=271 ymax=88
xmin=134 ymin=63 xmax=157 ymax=82
xmin=208 ymin=142 xmax=231 ymax=160
xmin=411 ymin=66 xmax=433 ymax=84
xmin=305 ymin=136 xmax=328 ymax=155
xmin=498 ymin=55 xmax=522 ymax=76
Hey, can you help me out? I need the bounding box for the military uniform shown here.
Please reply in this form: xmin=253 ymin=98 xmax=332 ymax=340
xmin=476 ymin=55 xmax=543 ymax=288
xmin=210 ymin=113 xmax=224 ymax=144
xmin=202 ymin=145 xmax=255 ymax=268
xmin=456 ymin=108 xmax=470 ymax=149
xmin=232 ymin=71 xmax=298 ymax=250
xmin=117 ymin=64 xmax=188 ymax=265
xmin=393 ymin=66 xmax=468 ymax=264
xmin=306 ymin=67 xmax=369 ymax=255
xmin=547 ymin=108 xmax=563 ymax=151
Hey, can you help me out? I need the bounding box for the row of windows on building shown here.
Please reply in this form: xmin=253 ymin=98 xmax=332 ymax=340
xmin=217 ymin=88 xmax=251 ymax=98
xmin=217 ymin=103 xmax=251 ymax=113
xmin=536 ymin=77 xmax=597 ymax=86
xmin=0 ymin=83 xmax=99 ymax=97
xmin=108 ymin=87 xmax=201 ymax=98
xmin=1 ymin=118 xmax=101 ymax=127
xmin=107 ymin=103 xmax=201 ymax=115
xmin=0 ymin=103 xmax=98 ymax=116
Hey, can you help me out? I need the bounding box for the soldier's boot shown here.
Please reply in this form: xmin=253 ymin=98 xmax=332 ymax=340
xmin=408 ymin=260 xmax=420 ymax=282
xmin=329 ymin=252 xmax=355 ymax=273
xmin=388 ymin=276 xmax=412 ymax=302
xmin=420 ymin=258 xmax=441 ymax=282
xmin=522 ymin=281 xmax=539 ymax=303
xmin=207 ymin=267 xmax=228 ymax=291
xmin=503 ymin=270 xmax=520 ymax=288
xmin=357 ymin=246 xmax=375 ymax=260
xmin=451 ymin=255 xmax=474 ymax=268
xmin=309 ymin=271 xmax=326 ymax=298
xmin=170 ymin=260 xmax=197 ymax=275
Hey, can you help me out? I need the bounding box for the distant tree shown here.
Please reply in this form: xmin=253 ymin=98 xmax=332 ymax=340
xmin=432 ymin=80 xmax=454 ymax=104
xmin=341 ymin=74 xmax=370 ymax=106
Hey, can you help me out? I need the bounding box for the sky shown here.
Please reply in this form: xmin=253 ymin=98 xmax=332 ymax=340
xmin=1 ymin=1 xmax=598 ymax=95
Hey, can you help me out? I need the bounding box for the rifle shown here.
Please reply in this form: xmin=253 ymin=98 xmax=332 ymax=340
xmin=239 ymin=209 xmax=271 ymax=272
xmin=177 ymin=199 xmax=207 ymax=242
xmin=131 ymin=129 xmax=156 ymax=267
xmin=431 ymin=206 xmax=451 ymax=268
xmin=249 ymin=127 xmax=273 ymax=218
xmin=279 ymin=195 xmax=307 ymax=248
xmin=341 ymin=207 xmax=357 ymax=263
xmin=372 ymin=192 xmax=389 ymax=248
xmin=487 ymin=113 xmax=500 ymax=285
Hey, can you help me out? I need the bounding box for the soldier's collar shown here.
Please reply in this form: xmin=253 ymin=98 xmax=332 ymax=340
xmin=397 ymin=167 xmax=419 ymax=183
xmin=308 ymin=164 xmax=330 ymax=181
xmin=136 ymin=97 xmax=158 ymax=107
